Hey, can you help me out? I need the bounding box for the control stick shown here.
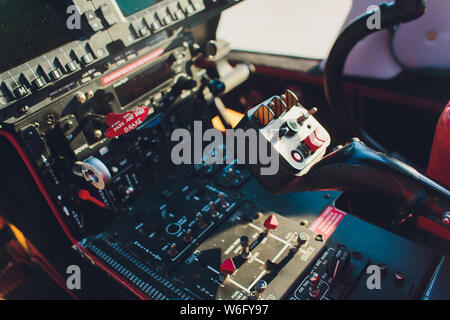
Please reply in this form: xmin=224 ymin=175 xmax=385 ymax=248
xmin=236 ymin=90 xmax=450 ymax=225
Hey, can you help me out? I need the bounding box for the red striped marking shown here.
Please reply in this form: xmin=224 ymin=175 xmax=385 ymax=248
xmin=101 ymin=48 xmax=164 ymax=86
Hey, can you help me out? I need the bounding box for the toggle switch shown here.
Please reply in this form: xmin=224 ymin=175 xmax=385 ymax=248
xmin=168 ymin=243 xmax=178 ymax=257
xmin=263 ymin=214 xmax=279 ymax=235
xmin=196 ymin=212 xmax=207 ymax=229
xmin=183 ymin=229 xmax=193 ymax=242
xmin=240 ymin=236 xmax=250 ymax=260
xmin=291 ymin=232 xmax=309 ymax=253
xmin=209 ymin=201 xmax=218 ymax=218
xmin=297 ymin=233 xmax=308 ymax=246
xmin=219 ymin=193 xmax=229 ymax=208
xmin=326 ymin=245 xmax=351 ymax=280
xmin=78 ymin=189 xmax=106 ymax=208
xmin=226 ymin=168 xmax=234 ymax=181
xmin=297 ymin=107 xmax=317 ymax=126
xmin=309 ymin=274 xmax=321 ymax=298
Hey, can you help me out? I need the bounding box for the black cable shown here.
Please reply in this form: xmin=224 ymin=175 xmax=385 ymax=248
xmin=324 ymin=0 xmax=427 ymax=154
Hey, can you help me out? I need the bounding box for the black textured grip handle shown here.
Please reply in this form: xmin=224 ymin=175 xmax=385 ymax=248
xmin=292 ymin=141 xmax=450 ymax=223
xmin=308 ymin=163 xmax=405 ymax=200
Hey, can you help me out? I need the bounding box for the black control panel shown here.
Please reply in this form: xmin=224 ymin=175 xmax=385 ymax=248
xmin=0 ymin=0 xmax=242 ymax=109
xmin=77 ymin=148 xmax=439 ymax=300
xmin=0 ymin=0 xmax=445 ymax=301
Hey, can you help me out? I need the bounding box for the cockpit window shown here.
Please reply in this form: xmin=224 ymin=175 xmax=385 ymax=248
xmin=217 ymin=0 xmax=352 ymax=59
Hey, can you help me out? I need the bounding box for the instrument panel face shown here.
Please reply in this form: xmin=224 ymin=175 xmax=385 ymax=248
xmin=0 ymin=0 xmax=242 ymax=109
xmin=114 ymin=59 xmax=174 ymax=107
xmin=18 ymin=84 xmax=437 ymax=301
xmin=0 ymin=0 xmax=444 ymax=302
xmin=5 ymin=31 xmax=442 ymax=299
xmin=116 ymin=0 xmax=165 ymax=17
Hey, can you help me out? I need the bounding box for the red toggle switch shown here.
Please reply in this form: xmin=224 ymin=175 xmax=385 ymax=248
xmin=264 ymin=214 xmax=279 ymax=230
xmin=78 ymin=189 xmax=106 ymax=208
xmin=220 ymin=258 xmax=236 ymax=275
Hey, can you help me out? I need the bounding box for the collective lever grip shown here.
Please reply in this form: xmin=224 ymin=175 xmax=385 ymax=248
xmin=288 ymin=141 xmax=450 ymax=223
xmin=235 ymin=90 xmax=448 ymax=225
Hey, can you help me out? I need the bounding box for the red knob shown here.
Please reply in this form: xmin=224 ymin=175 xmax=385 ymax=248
xmin=264 ymin=214 xmax=279 ymax=230
xmin=220 ymin=258 xmax=236 ymax=275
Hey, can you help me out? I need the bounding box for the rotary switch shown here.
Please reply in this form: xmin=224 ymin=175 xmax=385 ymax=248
xmin=72 ymin=157 xmax=111 ymax=190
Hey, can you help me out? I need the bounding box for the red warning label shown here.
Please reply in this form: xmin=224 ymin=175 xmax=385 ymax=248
xmin=104 ymin=106 xmax=149 ymax=138
xmin=309 ymin=206 xmax=346 ymax=239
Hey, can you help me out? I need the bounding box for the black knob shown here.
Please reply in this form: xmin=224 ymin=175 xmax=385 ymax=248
xmin=208 ymin=79 xmax=225 ymax=95
xmin=176 ymin=77 xmax=197 ymax=91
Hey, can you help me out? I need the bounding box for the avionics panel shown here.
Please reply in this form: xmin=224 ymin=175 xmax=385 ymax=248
xmin=114 ymin=60 xmax=173 ymax=107
xmin=0 ymin=0 xmax=243 ymax=108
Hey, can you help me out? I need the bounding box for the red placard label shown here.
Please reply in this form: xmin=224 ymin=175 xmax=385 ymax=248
xmin=309 ymin=206 xmax=346 ymax=239
xmin=104 ymin=106 xmax=149 ymax=138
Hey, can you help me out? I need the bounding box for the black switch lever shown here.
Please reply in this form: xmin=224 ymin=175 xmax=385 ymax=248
xmin=158 ymin=77 xmax=197 ymax=111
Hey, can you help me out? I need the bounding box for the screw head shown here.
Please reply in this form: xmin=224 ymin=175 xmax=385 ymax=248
xmin=256 ymin=280 xmax=267 ymax=291
xmin=87 ymin=90 xmax=95 ymax=100
xmin=19 ymin=105 xmax=29 ymax=114
xmin=297 ymin=233 xmax=309 ymax=245
xmin=46 ymin=114 xmax=56 ymax=125
xmin=76 ymin=92 xmax=87 ymax=104
xmin=315 ymin=234 xmax=324 ymax=242
xmin=93 ymin=129 xmax=103 ymax=139
xmin=64 ymin=120 xmax=73 ymax=130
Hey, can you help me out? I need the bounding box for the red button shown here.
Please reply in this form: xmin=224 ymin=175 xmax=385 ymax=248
xmin=305 ymin=128 xmax=328 ymax=152
xmin=291 ymin=150 xmax=303 ymax=162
